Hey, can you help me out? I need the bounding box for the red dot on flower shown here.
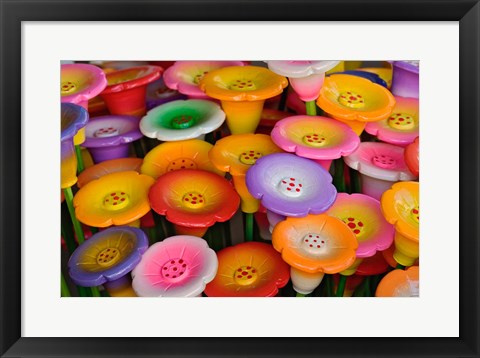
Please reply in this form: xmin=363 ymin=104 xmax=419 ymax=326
xmin=247 ymin=275 xmax=252 ymax=279
xmin=121 ymin=198 xmax=125 ymax=201
xmin=191 ymin=201 xmax=197 ymax=204
xmin=287 ymin=188 xmax=291 ymax=191
xmin=309 ymin=244 xmax=313 ymax=247
xmin=399 ymin=118 xmax=404 ymax=121
xmin=358 ymin=222 xmax=363 ymax=227
xmin=282 ymin=180 xmax=286 ymax=184
xmin=290 ymin=178 xmax=295 ymax=181
xmin=185 ymin=198 xmax=189 ymax=201
xmin=247 ymin=266 xmax=251 ymax=269
xmin=348 ymin=217 xmax=354 ymax=221
xmin=348 ymin=223 xmax=356 ymax=228
xmin=111 ymin=193 xmax=116 ymax=196
xmin=349 ymin=96 xmax=356 ymax=100
xmin=242 ymin=272 xmax=248 ymax=276
xmin=309 ymin=235 xmax=312 ymax=237
xmin=199 ymin=200 xmax=203 ymax=203
xmin=413 ymin=209 xmax=419 ymax=214
xmin=121 ymin=192 xmax=125 ymax=195
xmin=299 ymin=184 xmax=302 ymax=187
xmin=305 ymin=239 xmax=309 ymax=242
xmin=237 ymin=275 xmax=242 ymax=278
xmin=296 ymin=188 xmax=300 ymax=192
xmin=189 ymin=194 xmax=192 ymax=196
xmin=173 ymin=267 xmax=177 ymax=271
xmin=317 ymin=245 xmax=320 ymax=248
xmin=252 ymin=270 xmax=256 ymax=273
xmin=289 ymin=183 xmax=295 ymax=187
xmin=237 ymin=268 xmax=242 ymax=272
xmin=182 ymin=264 xmax=186 ymax=267
xmin=113 ymin=202 xmax=117 ymax=205
xmin=171 ymin=260 xmax=175 ymax=264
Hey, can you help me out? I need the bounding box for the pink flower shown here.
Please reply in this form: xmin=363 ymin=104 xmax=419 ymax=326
xmin=326 ymin=193 xmax=394 ymax=258
xmin=365 ymin=96 xmax=419 ymax=146
xmin=266 ymin=61 xmax=339 ymax=101
xmin=163 ymin=61 xmax=244 ymax=99
xmin=271 ymin=115 xmax=359 ymax=170
xmin=131 ymin=235 xmax=218 ymax=297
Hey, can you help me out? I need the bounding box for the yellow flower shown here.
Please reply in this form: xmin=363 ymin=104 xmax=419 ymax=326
xmin=141 ymin=139 xmax=224 ymax=179
xmin=73 ymin=171 xmax=154 ymax=227
xmin=199 ymin=66 xmax=288 ymax=134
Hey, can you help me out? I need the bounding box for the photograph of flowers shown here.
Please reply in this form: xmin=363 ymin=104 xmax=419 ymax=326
xmin=60 ymin=60 xmax=419 ymax=298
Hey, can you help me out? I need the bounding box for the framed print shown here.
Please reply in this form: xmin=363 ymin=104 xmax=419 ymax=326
xmin=1 ymin=0 xmax=479 ymax=357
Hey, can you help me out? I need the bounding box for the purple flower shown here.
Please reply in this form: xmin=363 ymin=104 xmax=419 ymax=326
xmin=68 ymin=226 xmax=149 ymax=287
xmin=245 ymin=153 xmax=337 ymax=217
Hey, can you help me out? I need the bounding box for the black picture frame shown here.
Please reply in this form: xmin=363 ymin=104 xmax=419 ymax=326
xmin=1 ymin=0 xmax=479 ymax=357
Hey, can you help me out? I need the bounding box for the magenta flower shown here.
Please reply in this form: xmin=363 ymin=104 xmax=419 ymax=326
xmin=131 ymin=235 xmax=218 ymax=297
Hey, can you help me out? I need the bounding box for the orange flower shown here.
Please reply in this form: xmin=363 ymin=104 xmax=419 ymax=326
xmin=272 ymin=214 xmax=358 ymax=294
xmin=141 ymin=139 xmax=224 ymax=180
xmin=204 ymin=242 xmax=289 ymax=297
xmin=77 ymin=158 xmax=143 ymax=188
xmin=149 ymin=169 xmax=240 ymax=237
xmin=209 ymin=134 xmax=283 ymax=213
xmin=375 ymin=266 xmax=419 ymax=297
xmin=317 ymin=74 xmax=395 ymax=135
xmin=381 ymin=181 xmax=419 ymax=266
xmin=199 ymin=66 xmax=288 ymax=134
xmin=73 ymin=171 xmax=154 ymax=227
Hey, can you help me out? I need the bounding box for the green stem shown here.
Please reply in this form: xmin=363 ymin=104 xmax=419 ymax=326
xmin=61 ymin=273 xmax=71 ymax=297
xmin=63 ymin=187 xmax=85 ymax=244
xmin=77 ymin=286 xmax=89 ymax=297
xmin=61 ymin=204 xmax=77 ymax=254
xmin=325 ymin=274 xmax=333 ymax=297
xmin=333 ymin=159 xmax=346 ymax=192
xmin=296 ymin=292 xmax=306 ymax=297
xmin=245 ymin=213 xmax=254 ymax=242
xmin=133 ymin=140 xmax=145 ymax=159
xmin=396 ymin=263 xmax=405 ymax=270
xmin=349 ymin=167 xmax=362 ymax=193
xmin=90 ymin=286 xmax=101 ymax=297
xmin=336 ymin=275 xmax=347 ymax=297
xmin=305 ymin=100 xmax=317 ymax=116
xmin=75 ymin=145 xmax=85 ymax=173
xmin=365 ymin=276 xmax=372 ymax=297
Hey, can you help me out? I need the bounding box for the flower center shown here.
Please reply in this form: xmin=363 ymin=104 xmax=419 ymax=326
xmin=61 ymin=81 xmax=77 ymax=95
xmin=372 ymin=154 xmax=397 ymax=169
xmin=94 ymin=126 xmax=119 ymax=138
xmin=182 ymin=192 xmax=205 ymax=209
xmin=302 ymin=133 xmax=327 ymax=147
xmin=103 ymin=191 xmax=130 ymax=210
xmin=338 ymin=91 xmax=365 ymax=109
xmin=171 ymin=115 xmax=196 ymax=129
xmin=342 ymin=217 xmax=365 ymax=237
xmin=301 ymin=233 xmax=326 ymax=254
xmin=388 ymin=113 xmax=415 ymax=130
xmin=193 ymin=71 xmax=209 ymax=85
xmin=239 ymin=150 xmax=263 ymax=165
xmin=233 ymin=266 xmax=258 ymax=286
xmin=230 ymin=79 xmax=256 ymax=91
xmin=96 ymin=247 xmax=121 ymax=267
xmin=167 ymin=158 xmax=197 ymax=171
xmin=277 ymin=177 xmax=304 ymax=198
xmin=411 ymin=206 xmax=419 ymax=223
xmin=161 ymin=258 xmax=189 ymax=281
